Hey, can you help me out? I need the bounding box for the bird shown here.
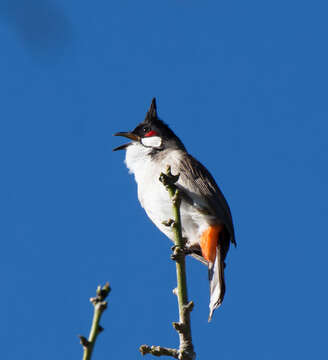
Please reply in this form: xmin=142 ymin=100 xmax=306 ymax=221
xmin=114 ymin=98 xmax=235 ymax=321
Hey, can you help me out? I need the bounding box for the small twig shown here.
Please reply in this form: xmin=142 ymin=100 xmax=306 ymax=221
xmin=79 ymin=283 xmax=111 ymax=360
xmin=140 ymin=166 xmax=195 ymax=360
xmin=139 ymin=345 xmax=179 ymax=359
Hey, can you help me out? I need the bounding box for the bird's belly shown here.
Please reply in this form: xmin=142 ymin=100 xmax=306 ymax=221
xmin=137 ymin=179 xmax=174 ymax=238
xmin=137 ymin=179 xmax=211 ymax=246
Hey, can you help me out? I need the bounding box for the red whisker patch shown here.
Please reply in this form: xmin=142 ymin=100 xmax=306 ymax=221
xmin=144 ymin=130 xmax=158 ymax=137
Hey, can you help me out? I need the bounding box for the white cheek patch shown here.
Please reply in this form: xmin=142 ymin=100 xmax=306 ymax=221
xmin=141 ymin=136 xmax=162 ymax=148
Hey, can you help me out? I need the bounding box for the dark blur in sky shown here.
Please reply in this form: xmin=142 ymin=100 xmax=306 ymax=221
xmin=0 ymin=1 xmax=327 ymax=359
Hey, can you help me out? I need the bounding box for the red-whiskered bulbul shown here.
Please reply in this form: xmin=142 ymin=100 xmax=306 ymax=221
xmin=114 ymin=98 xmax=235 ymax=321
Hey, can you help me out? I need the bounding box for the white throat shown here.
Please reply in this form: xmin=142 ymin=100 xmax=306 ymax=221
xmin=124 ymin=141 xmax=183 ymax=186
xmin=124 ymin=142 xmax=154 ymax=179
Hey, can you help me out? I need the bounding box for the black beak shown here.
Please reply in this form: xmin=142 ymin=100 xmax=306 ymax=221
xmin=113 ymin=132 xmax=140 ymax=151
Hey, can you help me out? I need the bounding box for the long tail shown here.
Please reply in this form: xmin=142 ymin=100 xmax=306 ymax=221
xmin=208 ymin=244 xmax=226 ymax=322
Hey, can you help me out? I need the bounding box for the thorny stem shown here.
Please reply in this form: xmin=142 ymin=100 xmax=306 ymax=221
xmin=79 ymin=283 xmax=111 ymax=360
xmin=139 ymin=166 xmax=195 ymax=360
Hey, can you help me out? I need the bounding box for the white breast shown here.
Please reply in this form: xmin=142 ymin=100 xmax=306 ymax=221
xmin=124 ymin=143 xmax=212 ymax=245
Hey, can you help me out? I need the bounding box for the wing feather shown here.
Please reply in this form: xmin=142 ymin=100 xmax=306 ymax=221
xmin=177 ymin=154 xmax=236 ymax=246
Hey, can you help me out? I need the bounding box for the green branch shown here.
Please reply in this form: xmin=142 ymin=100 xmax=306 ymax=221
xmin=140 ymin=166 xmax=195 ymax=360
xmin=79 ymin=283 xmax=111 ymax=360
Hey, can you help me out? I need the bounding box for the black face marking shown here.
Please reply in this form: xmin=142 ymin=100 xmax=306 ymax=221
xmin=132 ymin=118 xmax=186 ymax=151
xmin=143 ymin=126 xmax=150 ymax=134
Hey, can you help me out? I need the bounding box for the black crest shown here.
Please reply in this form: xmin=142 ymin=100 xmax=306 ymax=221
xmin=144 ymin=98 xmax=158 ymax=123
xmin=130 ymin=98 xmax=186 ymax=151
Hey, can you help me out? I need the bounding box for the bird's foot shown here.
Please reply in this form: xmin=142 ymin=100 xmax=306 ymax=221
xmin=171 ymin=246 xmax=184 ymax=261
xmin=170 ymin=244 xmax=194 ymax=261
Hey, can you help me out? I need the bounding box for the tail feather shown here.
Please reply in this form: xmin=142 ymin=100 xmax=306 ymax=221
xmin=208 ymin=244 xmax=226 ymax=322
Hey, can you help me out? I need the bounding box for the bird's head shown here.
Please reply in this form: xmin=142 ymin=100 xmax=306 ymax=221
xmin=113 ymin=98 xmax=185 ymax=153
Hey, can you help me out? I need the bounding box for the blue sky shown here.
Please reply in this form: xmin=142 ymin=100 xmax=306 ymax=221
xmin=1 ymin=1 xmax=327 ymax=359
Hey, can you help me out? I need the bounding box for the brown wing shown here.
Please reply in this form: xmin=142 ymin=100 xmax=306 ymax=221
xmin=178 ymin=154 xmax=236 ymax=246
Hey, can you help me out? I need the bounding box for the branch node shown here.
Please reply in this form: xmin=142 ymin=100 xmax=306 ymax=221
xmin=96 ymin=282 xmax=111 ymax=300
xmin=81 ymin=283 xmax=111 ymax=360
xmin=172 ymin=322 xmax=185 ymax=333
xmin=98 ymin=325 xmax=104 ymax=333
xmin=139 ymin=345 xmax=150 ymax=356
xmin=79 ymin=335 xmax=89 ymax=348
xmin=179 ymin=350 xmax=196 ymax=360
xmin=184 ymin=301 xmax=194 ymax=313
xmin=159 ymin=166 xmax=180 ymax=188
xmin=171 ymin=246 xmax=185 ymax=261
xmin=89 ymin=296 xmax=97 ymax=304
xmin=162 ymin=219 xmax=175 ymax=227
xmin=90 ymin=283 xmax=111 ymax=306
xmin=97 ymin=301 xmax=108 ymax=311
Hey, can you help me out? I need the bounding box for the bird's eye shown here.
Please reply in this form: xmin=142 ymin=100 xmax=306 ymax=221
xmin=143 ymin=127 xmax=150 ymax=133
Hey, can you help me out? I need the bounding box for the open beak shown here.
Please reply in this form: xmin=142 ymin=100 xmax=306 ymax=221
xmin=113 ymin=132 xmax=140 ymax=151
